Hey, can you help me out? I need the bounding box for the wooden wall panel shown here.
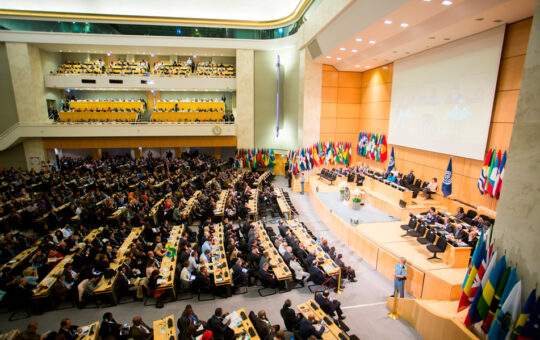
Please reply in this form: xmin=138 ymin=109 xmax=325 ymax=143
xmin=336 ymin=103 xmax=361 ymax=118
xmin=320 ymin=118 xmax=337 ymax=134
xmin=492 ymin=90 xmax=519 ymax=123
xmin=322 ymin=70 xmax=339 ymax=87
xmin=497 ymin=55 xmax=525 ymax=91
xmin=321 ymin=102 xmax=337 ymax=118
xmin=338 ymin=72 xmax=363 ymax=88
xmin=337 ymin=87 xmax=363 ymax=103
xmin=321 ymin=86 xmax=338 ymax=103
xmin=502 ymin=18 xmax=533 ymax=58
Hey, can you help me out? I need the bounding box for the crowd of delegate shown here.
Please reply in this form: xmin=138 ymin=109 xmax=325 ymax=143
xmin=0 ymin=153 xmax=357 ymax=323
xmin=55 ymin=58 xmax=235 ymax=78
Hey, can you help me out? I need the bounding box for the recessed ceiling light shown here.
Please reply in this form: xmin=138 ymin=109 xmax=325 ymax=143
xmin=423 ymin=0 xmax=432 ymax=2
xmin=336 ymin=57 xmax=342 ymax=61
xmin=355 ymin=65 xmax=360 ymax=68
xmin=339 ymin=47 xmax=346 ymax=51
xmin=442 ymin=0 xmax=452 ymax=6
xmin=392 ymin=51 xmax=398 ymax=53
xmin=325 ymin=56 xmax=332 ymax=59
xmin=351 ymin=49 xmax=358 ymax=53
xmin=355 ymin=38 xmax=363 ymax=42
xmin=365 ymin=66 xmax=370 ymax=68
xmin=369 ymin=40 xmax=376 ymax=44
xmin=384 ymin=20 xmax=392 ymax=24
xmin=400 ymin=23 xmax=409 ymax=27
xmin=150 ymin=53 xmax=155 ymax=57
xmin=444 ymin=38 xmax=451 ymax=40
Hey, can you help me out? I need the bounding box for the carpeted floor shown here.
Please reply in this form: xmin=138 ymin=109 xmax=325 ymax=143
xmin=0 ymin=176 xmax=422 ymax=340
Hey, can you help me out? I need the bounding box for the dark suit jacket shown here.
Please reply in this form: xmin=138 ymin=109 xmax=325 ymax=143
xmin=298 ymin=318 xmax=324 ymax=339
xmin=129 ymin=324 xmax=153 ymax=340
xmin=315 ymin=294 xmax=339 ymax=314
xmin=309 ymin=265 xmax=326 ymax=285
xmin=280 ymin=306 xmax=300 ymax=331
xmin=207 ymin=315 xmax=228 ymax=340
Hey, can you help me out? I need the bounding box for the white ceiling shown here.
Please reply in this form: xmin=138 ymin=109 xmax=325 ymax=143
xmin=0 ymin=0 xmax=303 ymax=22
xmin=314 ymin=0 xmax=536 ymax=71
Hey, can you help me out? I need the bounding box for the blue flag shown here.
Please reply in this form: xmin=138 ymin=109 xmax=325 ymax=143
xmin=442 ymin=157 xmax=452 ymax=197
xmin=387 ymin=146 xmax=395 ymax=172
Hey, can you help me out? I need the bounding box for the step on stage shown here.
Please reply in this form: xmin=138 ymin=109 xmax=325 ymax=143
xmin=308 ymin=176 xmax=471 ymax=301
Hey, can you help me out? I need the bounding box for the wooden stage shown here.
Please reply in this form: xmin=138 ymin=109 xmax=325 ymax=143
xmin=307 ymin=176 xmax=469 ymax=301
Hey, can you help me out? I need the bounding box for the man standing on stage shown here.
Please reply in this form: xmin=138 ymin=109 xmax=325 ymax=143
xmin=391 ymin=257 xmax=407 ymax=298
xmin=300 ymin=172 xmax=305 ymax=195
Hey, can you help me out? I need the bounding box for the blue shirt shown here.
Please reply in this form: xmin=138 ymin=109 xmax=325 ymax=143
xmin=395 ymin=263 xmax=407 ymax=277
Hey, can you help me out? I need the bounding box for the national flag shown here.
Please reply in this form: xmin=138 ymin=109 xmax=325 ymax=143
xmin=387 ymin=146 xmax=395 ymax=173
xmin=488 ymin=281 xmax=522 ymax=340
xmin=487 ymin=150 xmax=501 ymax=197
xmin=442 ymin=157 xmax=453 ymax=197
xmin=380 ymin=135 xmax=388 ymax=162
xmin=484 ymin=149 xmax=497 ymax=192
xmin=510 ymin=289 xmax=537 ymax=340
xmin=357 ymin=133 xmax=362 ymax=155
xmin=477 ymin=255 xmax=507 ymax=320
xmin=375 ymin=135 xmax=382 ymax=162
xmin=458 ymin=230 xmax=486 ymax=312
xmin=494 ymin=150 xmax=506 ymax=199
xmin=482 ymin=266 xmax=511 ymax=331
xmin=478 ymin=148 xmax=493 ymax=194
xmin=516 ymin=295 xmax=540 ymax=340
xmin=464 ymin=250 xmax=498 ymax=326
xmin=269 ymin=149 xmax=276 ymax=167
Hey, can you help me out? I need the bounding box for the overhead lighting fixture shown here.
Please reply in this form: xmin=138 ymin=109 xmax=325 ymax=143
xmin=369 ymin=40 xmax=376 ymax=44
xmin=365 ymin=66 xmax=370 ymax=68
xmin=351 ymin=49 xmax=358 ymax=53
xmin=442 ymin=0 xmax=452 ymax=5
xmin=339 ymin=47 xmax=346 ymax=51
xmin=400 ymin=23 xmax=409 ymax=27
xmin=475 ymin=18 xmax=484 ymax=21
xmin=107 ymin=52 xmax=111 ymax=56
xmin=355 ymin=38 xmax=363 ymax=42
xmin=384 ymin=20 xmax=392 ymax=24
xmin=336 ymin=57 xmax=342 ymax=61
xmin=444 ymin=38 xmax=451 ymax=40
xmin=150 ymin=53 xmax=155 ymax=57
xmin=423 ymin=0 xmax=432 ymax=2
xmin=355 ymin=65 xmax=360 ymax=68
xmin=325 ymin=56 xmax=332 ymax=59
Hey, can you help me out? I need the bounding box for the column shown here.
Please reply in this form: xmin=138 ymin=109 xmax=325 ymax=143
xmin=22 ymin=138 xmax=46 ymax=171
xmin=134 ymin=148 xmax=143 ymax=159
xmin=175 ymin=147 xmax=182 ymax=158
xmin=492 ymin=2 xmax=540 ymax=298
xmin=92 ymin=148 xmax=102 ymax=160
xmin=236 ymin=49 xmax=255 ymax=149
xmin=214 ymin=147 xmax=221 ymax=160
xmin=5 ymin=43 xmax=49 ymax=123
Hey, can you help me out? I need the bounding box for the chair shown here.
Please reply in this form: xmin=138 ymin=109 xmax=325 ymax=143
xmin=197 ymin=287 xmax=215 ymax=301
xmin=427 ymin=236 xmax=448 ymax=260
xmin=257 ymin=281 xmax=277 ymax=297
xmin=413 ymin=179 xmax=422 ymax=188
xmin=406 ymin=223 xmax=426 ymax=238
xmin=142 ymin=284 xmax=157 ymax=306
xmin=417 ymin=229 xmax=436 ymax=245
xmin=401 ymin=216 xmax=416 ymax=231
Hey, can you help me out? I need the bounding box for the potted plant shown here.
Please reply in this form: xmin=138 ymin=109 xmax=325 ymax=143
xmin=338 ymin=182 xmax=347 ymax=201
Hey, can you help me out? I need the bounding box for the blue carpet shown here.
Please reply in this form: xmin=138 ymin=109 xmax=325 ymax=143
xmin=315 ymin=191 xmax=399 ymax=223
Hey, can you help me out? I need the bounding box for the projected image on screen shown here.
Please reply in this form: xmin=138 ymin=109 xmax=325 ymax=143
xmin=388 ymin=26 xmax=505 ymax=160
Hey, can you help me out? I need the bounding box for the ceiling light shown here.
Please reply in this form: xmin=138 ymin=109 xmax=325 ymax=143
xmin=336 ymin=57 xmax=342 ymax=61
xmin=369 ymin=40 xmax=376 ymax=44
xmin=442 ymin=0 xmax=452 ymax=6
xmin=365 ymin=66 xmax=370 ymax=68
xmin=325 ymin=56 xmax=332 ymax=59
xmin=339 ymin=47 xmax=346 ymax=51
xmin=107 ymin=53 xmax=111 ymax=56
xmin=423 ymin=0 xmax=432 ymax=2
xmin=355 ymin=38 xmax=363 ymax=42
xmin=384 ymin=20 xmax=392 ymax=24
xmin=351 ymin=49 xmax=358 ymax=53
xmin=429 ymin=36 xmax=436 ymax=39
xmin=150 ymin=53 xmax=155 ymax=57
xmin=355 ymin=65 xmax=360 ymax=68
xmin=392 ymin=51 xmax=398 ymax=53
xmin=400 ymin=23 xmax=409 ymax=27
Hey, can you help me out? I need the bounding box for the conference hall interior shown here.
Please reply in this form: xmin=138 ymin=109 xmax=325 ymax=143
xmin=0 ymin=1 xmax=539 ymax=340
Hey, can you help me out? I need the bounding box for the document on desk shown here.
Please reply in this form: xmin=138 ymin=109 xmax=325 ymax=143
xmin=223 ymin=311 xmax=242 ymax=329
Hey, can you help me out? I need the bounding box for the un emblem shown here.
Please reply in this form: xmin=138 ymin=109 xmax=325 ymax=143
xmin=443 ymin=171 xmax=452 ymax=185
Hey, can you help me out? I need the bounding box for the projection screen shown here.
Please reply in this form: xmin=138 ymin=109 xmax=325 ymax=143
xmin=387 ymin=25 xmax=505 ymax=160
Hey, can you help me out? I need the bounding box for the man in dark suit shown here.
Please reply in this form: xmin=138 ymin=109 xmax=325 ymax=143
xmin=129 ymin=316 xmax=153 ymax=340
xmin=259 ymin=262 xmax=277 ymax=288
xmin=309 ymin=260 xmax=336 ymax=287
xmin=315 ymin=290 xmax=346 ymax=320
xmin=58 ymin=318 xmax=80 ymax=340
xmin=404 ymin=170 xmax=415 ymax=187
xmin=280 ymin=299 xmax=301 ymax=331
xmin=207 ymin=308 xmax=232 ymax=340
xmin=254 ymin=310 xmax=280 ymax=339
xmin=298 ymin=314 xmax=325 ymax=339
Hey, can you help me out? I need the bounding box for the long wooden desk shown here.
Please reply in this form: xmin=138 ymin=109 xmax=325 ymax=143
xmin=155 ymin=101 xmax=224 ymax=111
xmin=76 ymin=321 xmax=100 ymax=340
xmin=182 ymin=190 xmax=201 ymax=223
xmin=208 ymin=223 xmax=232 ymax=296
xmin=228 ymin=308 xmax=261 ymax=340
xmin=214 ymin=190 xmax=228 ymax=217
xmin=153 ymin=315 xmax=177 ymax=340
xmin=253 ymin=170 xmax=271 ymax=188
xmin=70 ymin=101 xmax=143 ymax=111
xmin=93 ymin=227 xmax=143 ymax=302
xmin=297 ymin=300 xmax=349 ymax=340
xmin=287 ymin=220 xmax=341 ymax=278
xmin=362 ymin=175 xmax=413 ymax=207
xmin=0 ymin=246 xmax=38 ymax=273
xmin=253 ymin=221 xmax=292 ymax=284
xmin=152 ymin=112 xmax=223 ymax=122
xmin=248 ymin=189 xmax=258 ymax=219
xmin=156 ymin=225 xmax=184 ymax=298
xmin=33 ymin=254 xmax=74 ymax=299
xmin=275 ymin=188 xmax=291 ymax=218
xmin=60 ymin=112 xmax=138 ymax=122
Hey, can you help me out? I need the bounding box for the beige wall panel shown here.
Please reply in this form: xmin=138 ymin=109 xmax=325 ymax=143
xmin=337 ymin=87 xmax=363 ymax=103
xmin=487 ymin=122 xmax=513 ymax=150
xmin=320 ymin=133 xmax=336 ymax=142
xmin=502 ymin=18 xmax=532 ymax=59
xmin=361 ymin=83 xmax=392 ymax=103
xmin=497 ymin=55 xmax=525 ymax=91
xmin=337 ymin=72 xmax=362 ymax=88
xmin=322 ymin=70 xmax=339 ymax=87
xmin=359 ymin=101 xmax=391 ymax=119
xmin=320 ymin=118 xmax=337 ymax=134
xmin=321 ymin=102 xmax=338 ymax=118
xmin=362 ymin=64 xmax=393 ymax=87
xmin=336 ymin=103 xmax=361 ymax=118
xmin=322 ymin=86 xmax=338 ymax=103
xmin=492 ymin=90 xmax=520 ymax=123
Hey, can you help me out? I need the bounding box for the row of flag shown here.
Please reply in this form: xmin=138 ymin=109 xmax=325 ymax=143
xmin=356 ymin=132 xmax=388 ymax=162
xmin=287 ymin=141 xmax=352 ymax=175
xmin=235 ymin=148 xmax=276 ymax=169
xmin=458 ymin=228 xmax=539 ymax=339
xmin=478 ymin=148 xmax=507 ymax=199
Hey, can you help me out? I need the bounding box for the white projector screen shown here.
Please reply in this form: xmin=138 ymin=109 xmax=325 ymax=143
xmin=388 ymin=25 xmax=505 ymax=160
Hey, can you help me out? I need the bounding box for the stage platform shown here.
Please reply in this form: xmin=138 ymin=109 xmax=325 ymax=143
xmin=308 ymin=175 xmax=470 ymax=301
